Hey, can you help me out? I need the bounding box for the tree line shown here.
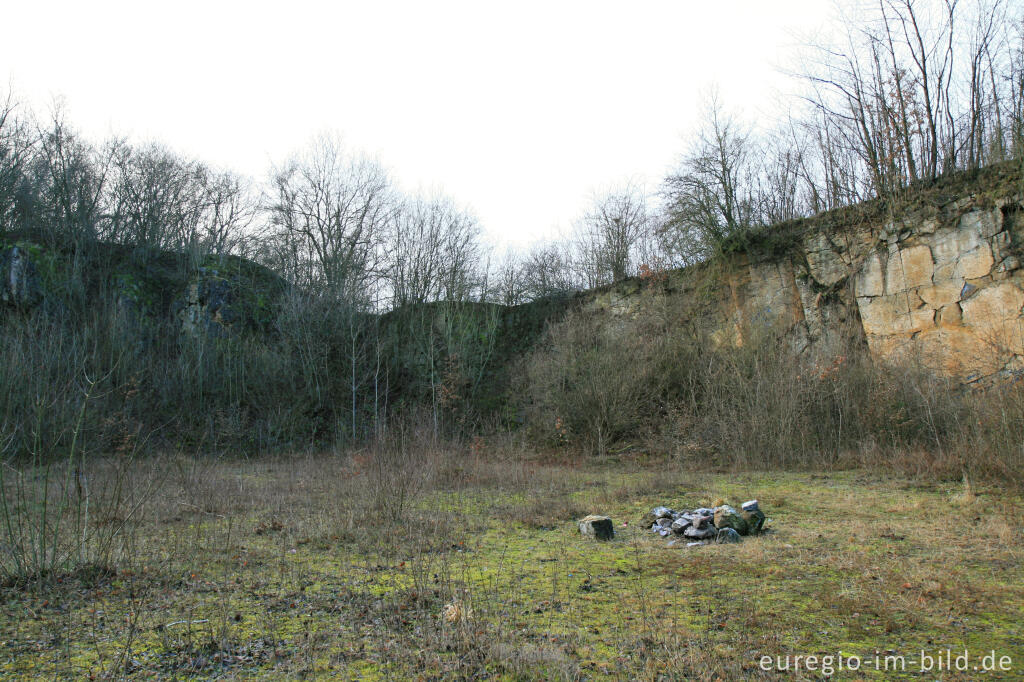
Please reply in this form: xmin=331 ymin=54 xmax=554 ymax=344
xmin=4 ymin=1 xmax=1023 ymax=304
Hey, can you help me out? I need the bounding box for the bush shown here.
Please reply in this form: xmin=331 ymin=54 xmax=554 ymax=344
xmin=522 ymin=299 xmax=1024 ymax=484
xmin=522 ymin=310 xmax=675 ymax=455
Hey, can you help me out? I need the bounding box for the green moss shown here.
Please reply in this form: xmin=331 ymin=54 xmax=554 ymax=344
xmin=0 ymin=239 xmax=61 ymax=295
xmin=1 ymin=466 xmax=1021 ymax=679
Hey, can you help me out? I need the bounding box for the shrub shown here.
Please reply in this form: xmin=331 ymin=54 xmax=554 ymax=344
xmin=523 ymin=297 xmax=1024 ymax=484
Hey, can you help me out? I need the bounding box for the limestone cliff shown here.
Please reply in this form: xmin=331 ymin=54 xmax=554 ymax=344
xmin=584 ymin=162 xmax=1024 ymax=385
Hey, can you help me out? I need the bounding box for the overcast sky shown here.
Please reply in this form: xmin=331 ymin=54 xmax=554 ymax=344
xmin=2 ymin=1 xmax=835 ymax=248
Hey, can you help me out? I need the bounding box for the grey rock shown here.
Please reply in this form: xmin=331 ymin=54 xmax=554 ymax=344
xmin=684 ymin=525 xmax=717 ymax=540
xmin=1 ymin=246 xmax=43 ymax=309
xmin=716 ymin=528 xmax=742 ymax=544
xmin=578 ymin=515 xmax=614 ymax=541
xmin=648 ymin=499 xmax=769 ymax=545
xmin=714 ymin=507 xmax=749 ymax=535
xmin=670 ymin=517 xmax=692 ymax=533
xmin=741 ymin=508 xmax=766 ymax=534
xmin=178 ymin=273 xmax=240 ymax=338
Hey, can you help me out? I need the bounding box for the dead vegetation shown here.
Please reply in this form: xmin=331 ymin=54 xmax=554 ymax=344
xmin=1 ymin=435 xmax=1021 ymax=680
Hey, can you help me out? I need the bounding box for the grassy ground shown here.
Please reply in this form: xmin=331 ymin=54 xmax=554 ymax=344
xmin=1 ymin=447 xmax=1022 ymax=680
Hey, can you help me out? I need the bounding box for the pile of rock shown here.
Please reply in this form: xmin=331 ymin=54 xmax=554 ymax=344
xmin=645 ymin=500 xmax=767 ymax=546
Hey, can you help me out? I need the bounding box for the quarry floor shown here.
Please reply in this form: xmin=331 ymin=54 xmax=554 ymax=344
xmin=1 ymin=452 xmax=1022 ymax=680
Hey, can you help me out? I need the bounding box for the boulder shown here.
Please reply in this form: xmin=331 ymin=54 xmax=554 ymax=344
xmin=716 ymin=527 xmax=742 ymax=544
xmin=578 ymin=515 xmax=614 ymax=541
xmin=670 ymin=517 xmax=692 ymax=533
xmin=714 ymin=506 xmax=750 ymax=536
xmin=741 ymin=508 xmax=766 ymax=534
xmin=683 ymin=525 xmax=717 ymax=540
xmin=653 ymin=506 xmax=674 ymax=519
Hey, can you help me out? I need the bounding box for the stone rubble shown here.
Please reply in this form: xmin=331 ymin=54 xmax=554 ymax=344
xmin=646 ymin=499 xmax=768 ymax=547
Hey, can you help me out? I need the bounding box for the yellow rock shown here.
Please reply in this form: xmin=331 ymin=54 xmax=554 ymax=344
xmin=885 ymin=245 xmax=934 ymax=293
xmin=855 ymin=251 xmax=885 ymax=297
xmin=955 ymin=244 xmax=995 ymax=280
xmin=857 ymin=293 xmax=934 ymax=335
xmin=960 ymin=281 xmax=1024 ymax=355
xmin=915 ymin=327 xmax=1005 ymax=377
xmin=918 ymin=279 xmax=964 ymax=307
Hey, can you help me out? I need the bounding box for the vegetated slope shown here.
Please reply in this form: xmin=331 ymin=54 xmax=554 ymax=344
xmin=2 ymin=161 xmax=1022 ymax=473
xmin=517 ymin=161 xmax=1024 ymax=481
xmin=0 ymin=231 xmax=576 ymax=456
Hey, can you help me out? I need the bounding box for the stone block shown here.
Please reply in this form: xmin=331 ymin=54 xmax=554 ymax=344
xmin=855 ymin=251 xmax=885 ymax=297
xmin=955 ymin=244 xmax=995 ymax=280
xmin=858 ymin=293 xmax=934 ymax=335
xmin=885 ymin=245 xmax=933 ymax=293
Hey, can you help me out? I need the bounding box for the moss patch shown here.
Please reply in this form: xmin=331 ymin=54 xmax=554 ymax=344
xmin=1 ymin=457 xmax=1021 ymax=680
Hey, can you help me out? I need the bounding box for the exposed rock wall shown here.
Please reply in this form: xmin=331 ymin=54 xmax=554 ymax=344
xmin=1 ymin=238 xmax=285 ymax=339
xmin=585 ymin=163 xmax=1024 ymax=385
xmin=852 ymin=200 xmax=1023 ymax=381
xmin=0 ymin=244 xmax=44 ymax=309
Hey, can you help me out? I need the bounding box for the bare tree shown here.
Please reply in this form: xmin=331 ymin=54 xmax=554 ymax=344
xmin=758 ymin=124 xmax=813 ymax=225
xmin=521 ymin=241 xmax=577 ymax=299
xmin=32 ymin=104 xmax=117 ymax=246
xmin=104 ymin=142 xmax=209 ymax=252
xmin=573 ymin=182 xmax=651 ymax=285
xmin=661 ymin=93 xmax=759 ymax=261
xmin=386 ymin=193 xmax=483 ymax=308
xmin=0 ymin=92 xmax=35 ymax=234
xmin=1010 ymin=17 xmax=1024 ymax=157
xmin=797 ymin=0 xmax=1021 ymax=200
xmin=201 ymin=170 xmax=258 ymax=256
xmin=265 ymin=134 xmax=395 ymax=299
xmin=489 ymin=248 xmax=527 ymax=306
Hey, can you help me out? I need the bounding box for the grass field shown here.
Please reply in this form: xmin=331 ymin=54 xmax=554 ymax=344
xmin=1 ymin=446 xmax=1022 ymax=680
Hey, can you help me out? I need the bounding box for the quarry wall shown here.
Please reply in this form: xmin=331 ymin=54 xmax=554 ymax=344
xmin=586 ymin=163 xmax=1024 ymax=385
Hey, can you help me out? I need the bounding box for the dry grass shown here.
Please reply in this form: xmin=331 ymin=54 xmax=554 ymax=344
xmin=1 ymin=443 xmax=1022 ymax=680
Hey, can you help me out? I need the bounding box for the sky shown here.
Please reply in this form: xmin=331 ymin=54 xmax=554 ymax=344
xmin=1 ymin=0 xmax=835 ymax=249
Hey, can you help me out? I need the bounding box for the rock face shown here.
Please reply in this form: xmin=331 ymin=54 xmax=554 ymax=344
xmin=579 ymin=515 xmax=615 ymax=540
xmin=581 ymin=164 xmax=1024 ymax=386
xmin=853 ymin=203 xmax=1024 ymax=382
xmin=175 ymin=261 xmax=281 ymax=338
xmin=0 ymin=245 xmax=43 ymax=309
xmin=178 ymin=270 xmax=242 ymax=338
